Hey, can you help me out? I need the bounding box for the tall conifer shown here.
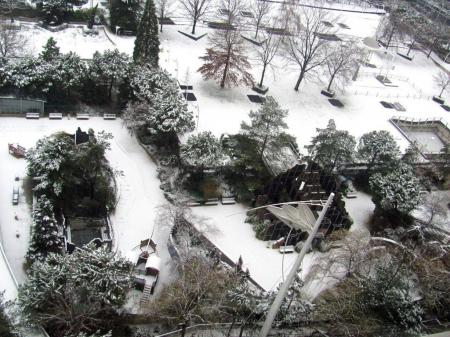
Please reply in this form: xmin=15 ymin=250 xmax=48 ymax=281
xmin=133 ymin=0 xmax=159 ymax=66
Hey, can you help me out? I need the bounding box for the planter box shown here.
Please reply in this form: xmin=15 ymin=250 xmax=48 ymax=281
xmin=241 ymin=35 xmax=265 ymax=46
xmin=321 ymin=89 xmax=335 ymax=98
xmin=397 ymin=52 xmax=413 ymax=61
xmin=432 ymin=96 xmax=445 ymax=104
xmin=178 ymin=30 xmax=207 ymax=41
xmin=252 ymin=85 xmax=269 ymax=94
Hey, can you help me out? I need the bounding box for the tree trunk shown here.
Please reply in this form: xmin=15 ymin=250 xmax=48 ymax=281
xmin=427 ymin=38 xmax=437 ymax=58
xmin=406 ymin=39 xmax=414 ymax=56
xmin=439 ymin=86 xmax=445 ymax=97
xmin=220 ymin=47 xmax=232 ymax=88
xmin=255 ymin=25 xmax=259 ymax=39
xmin=327 ymin=73 xmax=336 ymax=92
xmin=160 ymin=20 xmax=163 ymax=32
xmin=294 ymin=69 xmax=305 ymax=91
xmin=192 ymin=19 xmax=197 ymax=35
xmin=259 ymin=63 xmax=267 ymax=87
xmin=238 ymin=323 xmax=246 ymax=337
xmin=386 ymin=27 xmax=395 ymax=49
xmin=227 ymin=316 xmax=236 ymax=337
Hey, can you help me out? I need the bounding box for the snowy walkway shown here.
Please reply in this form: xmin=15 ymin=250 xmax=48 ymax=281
xmin=0 ymin=117 xmax=172 ymax=294
xmin=190 ymin=204 xmax=315 ymax=292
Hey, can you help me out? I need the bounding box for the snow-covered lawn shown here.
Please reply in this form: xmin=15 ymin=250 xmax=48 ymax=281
xmin=0 ymin=117 xmax=173 ymax=294
xmin=190 ymin=204 xmax=316 ymax=292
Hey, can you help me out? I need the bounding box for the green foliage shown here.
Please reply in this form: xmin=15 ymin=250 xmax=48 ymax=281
xmin=124 ymin=66 xmax=194 ymax=140
xmin=40 ymin=37 xmax=60 ymax=61
xmin=240 ymin=96 xmax=289 ymax=156
xmin=357 ymin=130 xmax=400 ymax=172
xmin=26 ymin=195 xmax=64 ymax=264
xmin=180 ymin=131 xmax=224 ymax=169
xmin=26 ymin=130 xmax=116 ymax=215
xmin=306 ymin=119 xmax=356 ymax=172
xmin=133 ymin=0 xmax=159 ymax=66
xmin=369 ymin=163 xmax=420 ymax=215
xmin=18 ymin=244 xmax=133 ymax=337
xmin=356 ymin=261 xmax=422 ymax=332
xmin=0 ymin=292 xmax=17 ymax=337
xmin=41 ymin=0 xmax=67 ymax=25
xmin=109 ymin=0 xmax=140 ymax=32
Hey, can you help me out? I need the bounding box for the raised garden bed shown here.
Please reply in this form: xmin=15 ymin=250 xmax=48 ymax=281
xmin=441 ymin=104 xmax=450 ymax=111
xmin=247 ymin=95 xmax=266 ymax=103
xmin=432 ymin=96 xmax=445 ymax=104
xmin=328 ymin=99 xmax=344 ymax=108
xmin=178 ymin=30 xmax=207 ymax=40
xmin=182 ymin=92 xmax=197 ymax=101
xmin=158 ymin=17 xmax=175 ymax=25
xmin=265 ymin=27 xmax=291 ymax=36
xmin=208 ymin=21 xmax=235 ymax=30
xmin=315 ymin=33 xmax=341 ymax=41
xmin=376 ymin=75 xmax=398 ymax=87
xmin=397 ymin=52 xmax=413 ymax=61
xmin=242 ymin=35 xmax=265 ymax=46
xmin=252 ymin=85 xmax=269 ymax=95
xmin=321 ymin=89 xmax=335 ymax=98
xmin=380 ymin=101 xmax=395 ymax=109
xmin=240 ymin=11 xmax=253 ymax=18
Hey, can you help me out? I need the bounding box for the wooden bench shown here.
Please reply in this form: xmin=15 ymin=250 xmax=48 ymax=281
xmin=204 ymin=198 xmax=219 ymax=206
xmin=76 ymin=113 xmax=90 ymax=120
xmin=103 ymin=113 xmax=117 ymax=120
xmin=49 ymin=112 xmax=63 ymax=119
xmin=279 ymin=245 xmax=295 ymax=254
xmin=25 ymin=112 xmax=40 ymax=119
xmin=187 ymin=201 xmax=203 ymax=207
xmin=221 ymin=197 xmax=236 ymax=205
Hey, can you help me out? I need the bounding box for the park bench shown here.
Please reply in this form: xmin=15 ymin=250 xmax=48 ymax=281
xmin=204 ymin=198 xmax=219 ymax=206
xmin=76 ymin=113 xmax=90 ymax=120
xmin=49 ymin=112 xmax=63 ymax=119
xmin=12 ymin=186 xmax=19 ymax=205
xmin=221 ymin=197 xmax=236 ymax=205
xmin=279 ymin=245 xmax=295 ymax=254
xmin=103 ymin=113 xmax=117 ymax=120
xmin=121 ymin=30 xmax=135 ymax=36
xmin=25 ymin=112 xmax=40 ymax=119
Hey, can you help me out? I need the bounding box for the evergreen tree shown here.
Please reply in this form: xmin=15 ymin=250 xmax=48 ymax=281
xmin=180 ymin=131 xmax=224 ymax=170
xmin=19 ymin=244 xmax=133 ymax=337
xmin=357 ymin=130 xmax=400 ymax=173
xmin=40 ymin=37 xmax=60 ymax=61
xmin=26 ymin=195 xmax=64 ymax=264
xmin=369 ymin=163 xmax=420 ymax=215
xmin=133 ymin=0 xmax=159 ymax=66
xmin=0 ymin=292 xmax=16 ymax=337
xmin=306 ymin=119 xmax=356 ymax=173
xmin=123 ymin=66 xmax=194 ymax=141
xmin=240 ymin=96 xmax=288 ymax=156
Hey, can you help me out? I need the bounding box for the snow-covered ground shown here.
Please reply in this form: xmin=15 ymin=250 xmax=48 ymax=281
xmin=0 ymin=117 xmax=174 ymax=295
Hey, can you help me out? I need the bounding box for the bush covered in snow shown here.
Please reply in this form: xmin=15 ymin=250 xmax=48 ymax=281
xmin=180 ymin=131 xmax=225 ymax=170
xmin=369 ymin=163 xmax=420 ymax=216
xmin=0 ymin=292 xmax=16 ymax=337
xmin=18 ymin=244 xmax=133 ymax=337
xmin=123 ymin=65 xmax=195 ymax=146
xmin=26 ymin=130 xmax=116 ymax=216
xmin=26 ymin=195 xmax=64 ymax=265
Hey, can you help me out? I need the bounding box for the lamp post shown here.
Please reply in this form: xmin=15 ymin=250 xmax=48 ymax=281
xmin=258 ymin=193 xmax=335 ymax=337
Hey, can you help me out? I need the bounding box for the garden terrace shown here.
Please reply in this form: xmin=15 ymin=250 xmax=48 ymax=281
xmin=255 ymin=163 xmax=352 ymax=241
xmin=65 ymin=216 xmax=112 ymax=252
xmin=390 ymin=117 xmax=450 ymax=159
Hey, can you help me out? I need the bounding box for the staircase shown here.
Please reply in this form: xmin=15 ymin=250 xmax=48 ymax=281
xmin=140 ymin=282 xmax=153 ymax=306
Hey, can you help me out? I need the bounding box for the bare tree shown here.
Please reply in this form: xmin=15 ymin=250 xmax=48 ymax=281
xmin=150 ymin=256 xmax=232 ymax=337
xmin=283 ymin=7 xmax=334 ymax=91
xmin=324 ymin=41 xmax=360 ymax=92
xmin=434 ymin=70 xmax=450 ymax=98
xmin=0 ymin=23 xmax=26 ymax=58
xmin=198 ymin=0 xmax=253 ymax=88
xmin=419 ymin=193 xmax=448 ymax=226
xmin=179 ymin=0 xmax=211 ymax=35
xmin=255 ymin=31 xmax=280 ymax=88
xmin=251 ymin=0 xmax=270 ymax=39
xmin=155 ymin=0 xmax=175 ymax=32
